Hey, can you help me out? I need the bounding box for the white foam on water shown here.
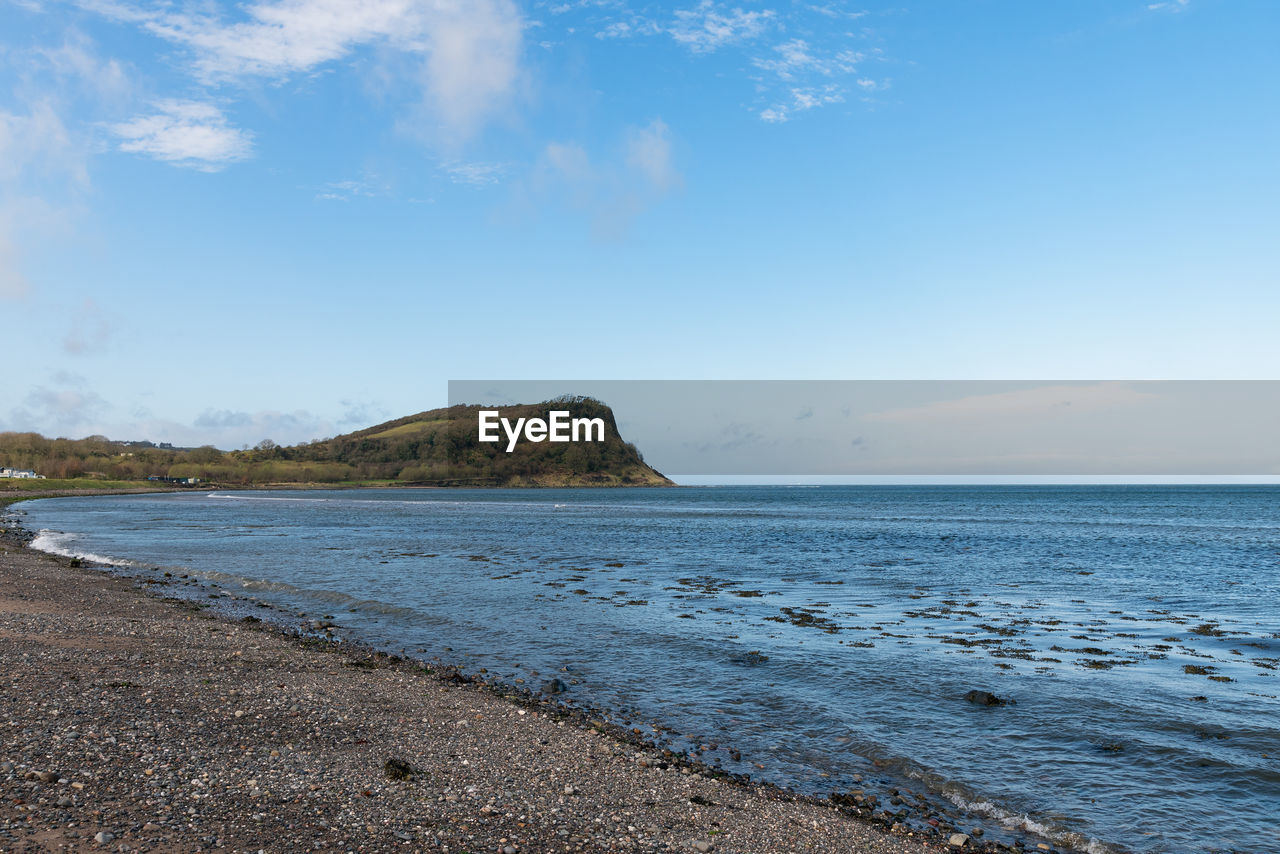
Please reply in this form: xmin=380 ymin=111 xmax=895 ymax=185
xmin=207 ymin=493 xmax=329 ymax=503
xmin=943 ymin=792 xmax=1116 ymax=854
xmin=29 ymin=529 xmax=137 ymax=567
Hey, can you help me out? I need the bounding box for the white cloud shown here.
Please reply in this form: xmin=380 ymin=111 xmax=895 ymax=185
xmin=89 ymin=0 xmax=526 ymax=142
xmin=110 ymin=100 xmax=253 ymax=170
xmin=670 ymin=1 xmax=775 ymax=53
xmin=416 ymin=1 xmax=525 ymax=140
xmin=1147 ymin=0 xmax=1189 ymax=11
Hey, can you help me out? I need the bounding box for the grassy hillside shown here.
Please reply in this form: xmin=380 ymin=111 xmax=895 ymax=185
xmin=0 ymin=397 xmax=673 ymax=488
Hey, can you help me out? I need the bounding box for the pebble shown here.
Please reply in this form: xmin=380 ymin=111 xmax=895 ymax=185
xmin=949 ymin=832 xmax=971 ymax=847
xmin=94 ymin=831 xmax=114 ymax=844
xmin=692 ymin=842 xmax=713 ymax=853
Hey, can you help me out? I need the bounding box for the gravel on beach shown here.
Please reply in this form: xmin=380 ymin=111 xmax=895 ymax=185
xmin=1 ymin=532 xmax=963 ymax=854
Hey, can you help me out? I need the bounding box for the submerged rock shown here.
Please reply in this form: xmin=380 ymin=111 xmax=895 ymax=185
xmin=541 ymin=678 xmax=569 ymax=695
xmin=963 ymin=690 xmax=1012 ymax=706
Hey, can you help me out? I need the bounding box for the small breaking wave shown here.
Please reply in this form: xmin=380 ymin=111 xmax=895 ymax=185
xmin=943 ymin=792 xmax=1117 ymax=854
xmin=206 ymin=493 xmax=330 ymax=503
xmin=29 ymin=529 xmax=138 ymax=567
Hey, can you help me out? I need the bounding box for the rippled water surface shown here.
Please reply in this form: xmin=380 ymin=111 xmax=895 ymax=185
xmin=18 ymin=486 xmax=1280 ymax=853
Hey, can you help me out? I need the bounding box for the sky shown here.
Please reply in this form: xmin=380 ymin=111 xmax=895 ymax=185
xmin=2 ymin=0 xmax=1278 ymax=450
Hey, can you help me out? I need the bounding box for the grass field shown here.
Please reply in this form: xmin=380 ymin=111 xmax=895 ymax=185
xmin=363 ymin=419 xmax=449 ymax=440
xmin=0 ymin=478 xmax=153 ymax=491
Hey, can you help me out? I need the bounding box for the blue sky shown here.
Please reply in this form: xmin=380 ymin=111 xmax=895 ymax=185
xmin=2 ymin=0 xmax=1277 ymax=448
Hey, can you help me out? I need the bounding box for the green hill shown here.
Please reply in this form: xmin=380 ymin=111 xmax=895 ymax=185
xmin=0 ymin=397 xmax=673 ymax=488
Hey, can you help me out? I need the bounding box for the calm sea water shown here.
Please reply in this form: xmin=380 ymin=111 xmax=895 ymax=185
xmin=17 ymin=486 xmax=1280 ymax=854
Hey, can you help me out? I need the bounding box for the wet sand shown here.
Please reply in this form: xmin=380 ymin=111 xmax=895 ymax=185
xmin=0 ymin=527 xmax=977 ymax=854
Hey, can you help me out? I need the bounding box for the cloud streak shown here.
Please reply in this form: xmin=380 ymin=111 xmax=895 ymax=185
xmin=110 ymin=100 xmax=253 ymax=170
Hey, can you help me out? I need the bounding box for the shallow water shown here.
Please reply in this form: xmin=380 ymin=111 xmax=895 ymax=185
xmin=17 ymin=486 xmax=1280 ymax=853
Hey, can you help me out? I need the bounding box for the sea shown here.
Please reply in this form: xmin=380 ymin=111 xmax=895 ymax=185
xmin=14 ymin=486 xmax=1280 ymax=854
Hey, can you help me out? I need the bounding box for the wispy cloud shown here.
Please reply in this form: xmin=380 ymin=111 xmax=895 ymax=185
xmin=4 ymin=378 xmax=111 ymax=437
xmin=31 ymin=31 xmax=132 ymax=103
xmin=546 ymin=2 xmax=883 ymax=124
xmin=863 ymin=384 xmax=1159 ymax=424
xmin=0 ymin=232 xmax=28 ymax=300
xmin=624 ymin=118 xmax=678 ymax=192
xmin=751 ymin=35 xmax=886 ymax=122
xmin=528 ymin=117 xmax=681 ymax=238
xmin=670 ymin=1 xmax=775 ymax=53
xmin=189 ymin=407 xmax=334 ymax=447
xmin=1146 ymin=0 xmax=1189 ymax=11
xmin=760 ymin=84 xmax=844 ymax=123
xmin=62 ymin=298 xmax=113 ymax=354
xmin=315 ymin=178 xmax=385 ymax=201
xmin=753 ymin=39 xmax=862 ymax=80
xmin=595 ymin=19 xmax=662 ymax=40
xmin=87 ymin=0 xmax=527 ymax=143
xmin=0 ymin=98 xmax=89 ymax=298
xmin=110 ymin=100 xmax=253 ymax=170
xmin=440 ymin=160 xmax=508 ymax=186
xmin=0 ymin=100 xmax=86 ymax=187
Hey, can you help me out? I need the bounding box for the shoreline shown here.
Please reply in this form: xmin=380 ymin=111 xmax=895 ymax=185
xmin=2 ymin=494 xmax=1080 ymax=854
xmin=0 ymin=517 xmax=1026 ymax=854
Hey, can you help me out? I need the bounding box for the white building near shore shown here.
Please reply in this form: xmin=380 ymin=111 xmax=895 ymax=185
xmin=0 ymin=467 xmax=45 ymax=479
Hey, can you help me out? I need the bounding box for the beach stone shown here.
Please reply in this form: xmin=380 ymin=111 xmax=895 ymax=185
xmin=384 ymin=758 xmax=418 ymax=781
xmin=37 ymin=770 xmax=59 ymax=783
xmin=949 ymin=832 xmax=971 ymax=847
xmin=691 ymin=842 xmax=713 ymax=853
xmin=541 ymin=678 xmax=568 ymax=695
xmin=94 ymin=831 xmax=114 ymax=844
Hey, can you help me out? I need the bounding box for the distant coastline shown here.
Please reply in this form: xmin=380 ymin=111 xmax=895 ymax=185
xmin=0 ymin=397 xmax=675 ymax=491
